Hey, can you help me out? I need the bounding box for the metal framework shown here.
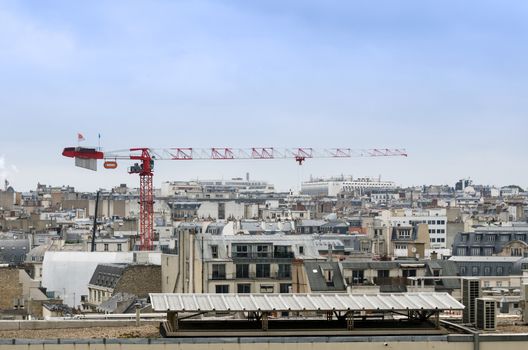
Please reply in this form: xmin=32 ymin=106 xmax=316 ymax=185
xmin=150 ymin=292 xmax=463 ymax=337
xmin=62 ymin=146 xmax=407 ymax=251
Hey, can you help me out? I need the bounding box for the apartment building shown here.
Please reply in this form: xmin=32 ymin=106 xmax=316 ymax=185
xmin=161 ymin=228 xmax=335 ymax=294
xmin=452 ymin=225 xmax=528 ymax=257
xmin=389 ymin=208 xmax=448 ymax=249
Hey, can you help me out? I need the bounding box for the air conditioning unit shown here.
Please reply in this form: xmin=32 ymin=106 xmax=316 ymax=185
xmin=475 ymin=298 xmax=496 ymax=330
xmin=462 ymin=278 xmax=481 ymax=324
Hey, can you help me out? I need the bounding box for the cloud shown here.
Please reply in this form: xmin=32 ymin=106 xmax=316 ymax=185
xmin=0 ymin=6 xmax=76 ymax=68
xmin=0 ymin=155 xmax=18 ymax=187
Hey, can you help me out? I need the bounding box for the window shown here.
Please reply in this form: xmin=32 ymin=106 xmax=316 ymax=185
xmin=484 ymin=281 xmax=490 ymax=288
xmin=511 ymin=248 xmax=522 ymax=256
xmin=471 ymin=266 xmax=479 ymax=276
xmin=483 ymin=247 xmax=493 ymax=256
xmin=402 ymin=269 xmax=416 ymax=277
xmin=352 ymin=270 xmax=364 ymax=284
xmin=496 ymin=281 xmax=502 ymax=287
xmin=398 ymin=229 xmax=411 ymax=239
xmin=395 ymin=244 xmax=407 ymax=250
xmin=457 ymin=247 xmax=467 ymax=256
xmin=215 ymin=285 xmax=229 ymax=293
xmin=237 ymin=284 xmax=251 ymax=293
xmin=256 ymin=245 xmax=270 ymax=258
xmin=104 ymin=243 xmax=109 ymax=252
xmin=256 ymin=264 xmax=270 ymax=278
xmin=233 ymin=245 xmax=248 ymax=258
xmin=377 ymin=270 xmax=389 ymax=278
xmin=484 ymin=267 xmax=491 ymax=275
xmin=460 ymin=266 xmax=467 ymax=275
xmin=117 ymin=243 xmax=122 ymax=252
xmin=497 ymin=266 xmax=504 ymax=276
xmin=278 ymin=264 xmax=291 ymax=278
xmin=323 ymin=269 xmax=335 ymax=286
xmin=236 ymin=264 xmax=249 ymax=278
xmin=471 ymin=247 xmax=480 ymax=256
xmin=212 ymin=264 xmax=226 ymax=279
xmin=280 ymin=283 xmax=291 ymax=293
xmin=260 ymin=285 xmax=274 ymax=293
xmin=487 ymin=235 xmax=496 ymax=242
xmin=211 ymin=245 xmax=218 ymax=258
xmin=299 ymin=246 xmax=304 ymax=255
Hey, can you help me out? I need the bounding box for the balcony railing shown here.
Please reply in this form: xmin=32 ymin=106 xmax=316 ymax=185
xmin=232 ymin=252 xmax=295 ymax=260
xmin=211 ymin=273 xmax=292 ymax=280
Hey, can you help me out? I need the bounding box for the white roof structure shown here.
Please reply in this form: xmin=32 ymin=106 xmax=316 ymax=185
xmin=150 ymin=293 xmax=464 ymax=313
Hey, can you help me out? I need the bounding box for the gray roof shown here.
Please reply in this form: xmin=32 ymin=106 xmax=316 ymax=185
xmin=149 ymin=293 xmax=464 ymax=312
xmin=0 ymin=238 xmax=29 ymax=265
xmin=97 ymin=292 xmax=136 ymax=313
xmin=88 ymin=263 xmax=127 ymax=288
xmin=304 ymin=261 xmax=346 ymax=292
xmin=341 ymin=260 xmax=399 ymax=270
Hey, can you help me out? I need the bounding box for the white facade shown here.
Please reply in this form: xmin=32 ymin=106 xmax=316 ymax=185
xmin=389 ymin=209 xmax=448 ymax=249
xmin=302 ymin=176 xmax=396 ymax=197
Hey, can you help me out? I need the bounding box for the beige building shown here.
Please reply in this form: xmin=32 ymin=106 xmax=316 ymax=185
xmin=161 ymin=227 xmax=329 ymax=295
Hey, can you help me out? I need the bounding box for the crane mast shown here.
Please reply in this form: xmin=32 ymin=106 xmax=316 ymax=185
xmin=62 ymin=146 xmax=407 ymax=251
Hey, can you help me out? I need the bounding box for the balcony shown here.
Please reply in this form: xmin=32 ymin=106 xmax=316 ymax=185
xmin=232 ymin=252 xmax=295 ymax=260
xmin=212 ymin=273 xmax=292 ymax=281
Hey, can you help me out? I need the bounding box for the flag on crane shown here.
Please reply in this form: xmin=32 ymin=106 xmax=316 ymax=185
xmin=77 ymin=133 xmax=85 ymax=142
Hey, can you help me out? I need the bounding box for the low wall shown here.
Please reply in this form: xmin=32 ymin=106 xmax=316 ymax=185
xmin=0 ymin=319 xmax=159 ymax=331
xmin=0 ymin=334 xmax=527 ymax=350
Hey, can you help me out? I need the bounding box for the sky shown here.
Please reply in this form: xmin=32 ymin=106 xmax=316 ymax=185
xmin=0 ymin=0 xmax=527 ymax=192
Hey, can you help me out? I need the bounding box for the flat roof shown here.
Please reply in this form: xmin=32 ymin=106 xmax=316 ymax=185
xmin=149 ymin=293 xmax=464 ymax=313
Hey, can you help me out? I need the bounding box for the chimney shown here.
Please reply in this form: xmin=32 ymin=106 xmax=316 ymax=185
xmin=431 ymin=251 xmax=438 ymax=260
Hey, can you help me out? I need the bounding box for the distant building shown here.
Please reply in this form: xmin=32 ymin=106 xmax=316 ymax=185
xmin=301 ymin=176 xmax=395 ymax=197
xmin=85 ymin=263 xmax=161 ymax=311
xmin=390 ymin=209 xmax=448 ymax=249
xmin=452 ymin=225 xmax=528 ymax=257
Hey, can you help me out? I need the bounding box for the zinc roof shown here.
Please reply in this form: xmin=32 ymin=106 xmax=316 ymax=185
xmin=149 ymin=293 xmax=463 ymax=313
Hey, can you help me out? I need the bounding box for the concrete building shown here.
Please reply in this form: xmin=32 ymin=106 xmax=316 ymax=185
xmin=390 ymin=208 xmax=448 ymax=249
xmin=301 ymin=176 xmax=396 ymax=197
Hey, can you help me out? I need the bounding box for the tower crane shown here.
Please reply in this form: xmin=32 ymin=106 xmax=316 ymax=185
xmin=62 ymin=146 xmax=407 ymax=251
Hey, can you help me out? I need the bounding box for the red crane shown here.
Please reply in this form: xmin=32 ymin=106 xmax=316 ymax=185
xmin=62 ymin=146 xmax=407 ymax=251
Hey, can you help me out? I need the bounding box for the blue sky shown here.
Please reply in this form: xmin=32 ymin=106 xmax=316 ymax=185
xmin=0 ymin=0 xmax=527 ymax=192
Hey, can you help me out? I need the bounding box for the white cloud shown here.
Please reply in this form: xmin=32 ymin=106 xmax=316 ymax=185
xmin=0 ymin=7 xmax=76 ymax=68
xmin=0 ymin=155 xmax=18 ymax=187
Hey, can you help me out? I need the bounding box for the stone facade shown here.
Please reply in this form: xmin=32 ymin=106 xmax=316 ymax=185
xmin=0 ymin=268 xmax=23 ymax=310
xmin=114 ymin=265 xmax=162 ymax=298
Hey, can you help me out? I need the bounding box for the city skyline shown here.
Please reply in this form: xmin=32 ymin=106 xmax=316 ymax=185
xmin=1 ymin=1 xmax=527 ymax=191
